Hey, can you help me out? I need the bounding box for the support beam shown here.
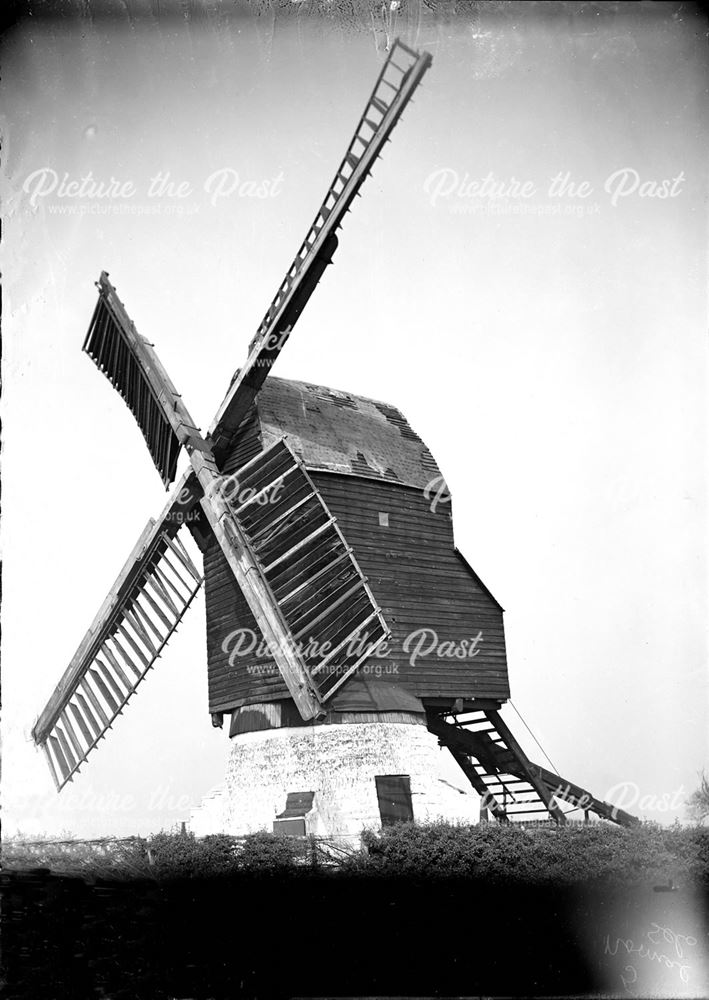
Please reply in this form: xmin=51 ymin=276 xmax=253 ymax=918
xmin=485 ymin=710 xmax=567 ymax=825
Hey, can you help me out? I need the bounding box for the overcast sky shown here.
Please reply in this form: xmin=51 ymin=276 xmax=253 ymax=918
xmin=2 ymin=3 xmax=707 ymax=837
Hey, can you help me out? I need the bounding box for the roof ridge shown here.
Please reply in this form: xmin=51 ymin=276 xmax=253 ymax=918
xmin=263 ymin=375 xmax=404 ymax=415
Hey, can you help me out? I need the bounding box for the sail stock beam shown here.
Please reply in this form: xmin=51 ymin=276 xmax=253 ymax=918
xmin=207 ymin=39 xmax=433 ymax=463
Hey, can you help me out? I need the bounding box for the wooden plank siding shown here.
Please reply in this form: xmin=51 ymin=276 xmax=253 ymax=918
xmin=205 ymin=471 xmax=509 ymax=713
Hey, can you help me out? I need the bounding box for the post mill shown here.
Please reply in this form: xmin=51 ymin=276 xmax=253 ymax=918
xmin=32 ymin=40 xmax=637 ymax=838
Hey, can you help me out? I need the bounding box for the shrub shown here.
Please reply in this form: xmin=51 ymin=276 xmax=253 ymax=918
xmin=237 ymin=831 xmax=301 ymax=872
xmin=147 ymin=830 xmax=301 ymax=877
xmin=353 ymin=820 xmax=709 ymax=886
xmin=148 ymin=831 xmax=241 ymax=878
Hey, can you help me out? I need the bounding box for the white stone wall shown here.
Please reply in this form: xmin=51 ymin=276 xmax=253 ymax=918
xmin=189 ymin=783 xmax=228 ymax=837
xmin=189 ymin=721 xmax=479 ymax=839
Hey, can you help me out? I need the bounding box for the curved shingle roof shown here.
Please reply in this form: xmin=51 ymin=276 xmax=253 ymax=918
xmin=253 ymin=377 xmax=441 ymax=490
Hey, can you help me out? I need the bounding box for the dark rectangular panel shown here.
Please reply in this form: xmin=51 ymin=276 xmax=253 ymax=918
xmin=375 ymin=775 xmax=414 ymax=826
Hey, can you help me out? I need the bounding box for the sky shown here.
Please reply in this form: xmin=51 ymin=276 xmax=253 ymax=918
xmin=2 ymin=1 xmax=707 ymax=837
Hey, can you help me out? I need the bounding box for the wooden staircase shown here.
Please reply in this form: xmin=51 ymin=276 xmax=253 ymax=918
xmin=427 ymin=709 xmax=638 ymax=827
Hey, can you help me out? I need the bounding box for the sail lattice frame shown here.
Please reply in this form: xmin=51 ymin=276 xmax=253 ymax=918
xmin=32 ymin=527 xmax=202 ymax=790
xmin=225 ymin=438 xmax=391 ymax=703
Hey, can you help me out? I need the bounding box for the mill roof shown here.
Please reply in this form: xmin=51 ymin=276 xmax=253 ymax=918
xmin=249 ymin=377 xmax=442 ymax=490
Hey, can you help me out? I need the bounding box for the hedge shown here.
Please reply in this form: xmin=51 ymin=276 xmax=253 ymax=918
xmin=4 ymin=821 xmax=707 ymax=885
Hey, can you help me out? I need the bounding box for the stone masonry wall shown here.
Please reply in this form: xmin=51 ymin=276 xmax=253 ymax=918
xmin=189 ymin=721 xmax=479 ymax=839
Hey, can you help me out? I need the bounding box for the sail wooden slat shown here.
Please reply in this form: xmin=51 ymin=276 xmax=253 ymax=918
xmin=80 ymin=677 xmax=110 ymax=729
xmin=69 ymin=703 xmax=94 ymax=745
xmin=164 ymin=534 xmax=202 ymax=583
xmin=161 ymin=552 xmax=195 ymax=596
xmin=90 ymin=668 xmax=120 ymax=715
xmin=316 ymin=627 xmax=389 ymax=702
xmin=75 ymin=692 xmax=101 ymax=739
xmin=227 ymin=438 xmax=391 ymax=708
xmin=95 ymin=657 xmax=127 ymax=705
xmin=158 ymin=550 xmax=195 ymax=601
xmin=111 ymin=633 xmax=143 ymax=680
xmin=116 ymin=622 xmax=150 ymax=670
xmin=101 ymin=643 xmax=134 ymax=694
xmin=32 ymin=521 xmax=202 ymax=789
xmin=55 ymin=726 xmax=78 ymax=772
xmin=42 ymin=743 xmax=61 ymax=792
xmin=309 ymin=610 xmax=380 ymax=677
xmin=139 ymin=583 xmax=173 ymax=629
xmin=147 ymin=568 xmax=180 ymax=617
xmin=49 ymin=735 xmax=71 ymax=782
xmin=60 ymin=710 xmax=85 ymax=760
xmin=123 ymin=606 xmax=157 ymax=657
xmin=131 ymin=597 xmax=166 ymax=644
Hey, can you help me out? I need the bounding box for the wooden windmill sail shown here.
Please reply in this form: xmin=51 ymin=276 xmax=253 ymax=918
xmin=32 ymin=41 xmax=637 ymax=829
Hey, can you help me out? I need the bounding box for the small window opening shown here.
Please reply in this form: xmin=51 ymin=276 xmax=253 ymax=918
xmin=375 ymin=774 xmax=413 ymax=826
xmin=273 ymin=790 xmax=315 ymax=837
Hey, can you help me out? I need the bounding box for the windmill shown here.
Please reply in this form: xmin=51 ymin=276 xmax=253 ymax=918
xmin=32 ymin=40 xmax=637 ymax=836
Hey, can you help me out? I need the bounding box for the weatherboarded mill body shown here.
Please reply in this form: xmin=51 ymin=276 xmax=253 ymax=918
xmin=32 ymin=41 xmax=637 ymax=839
xmin=194 ymin=377 xmax=508 ymax=835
